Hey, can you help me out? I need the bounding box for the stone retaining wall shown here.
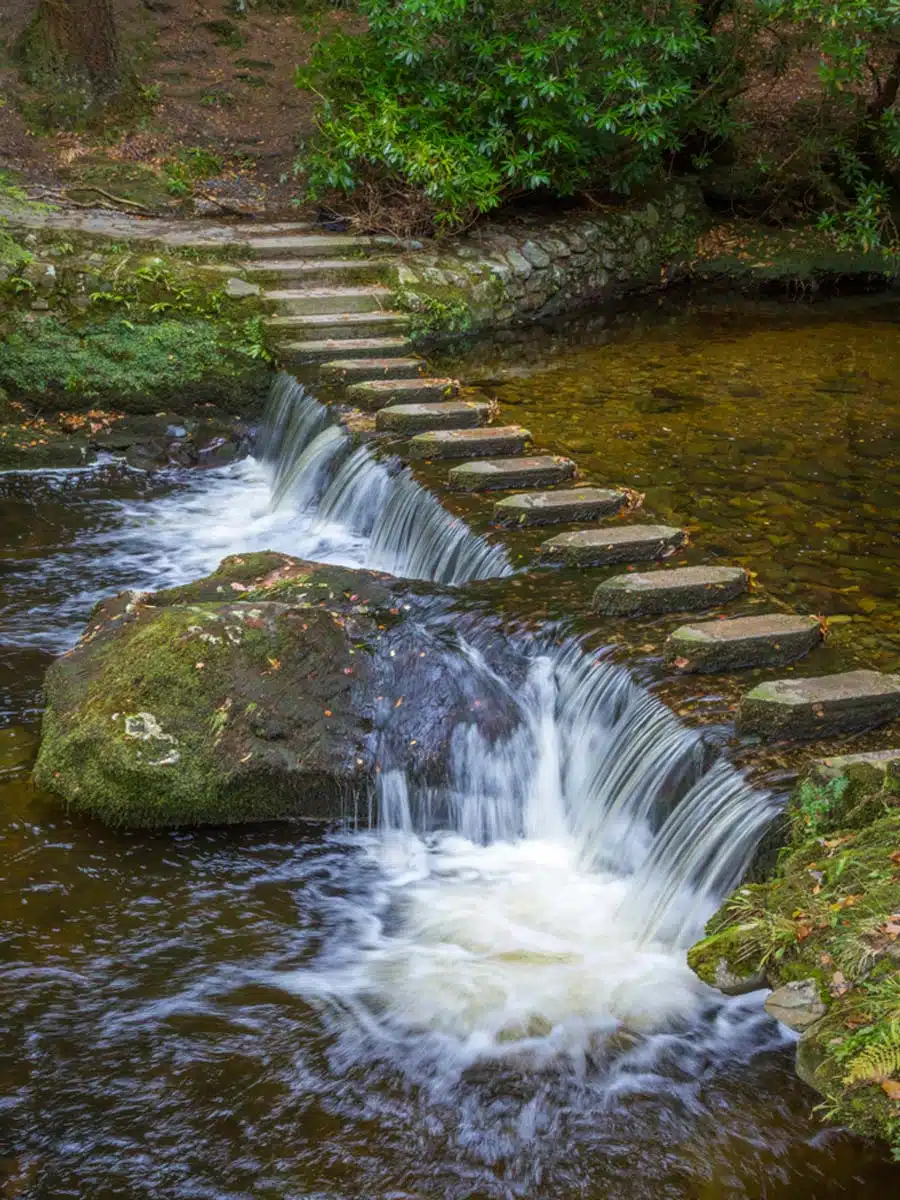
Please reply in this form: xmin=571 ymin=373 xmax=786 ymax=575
xmin=391 ymin=183 xmax=709 ymax=335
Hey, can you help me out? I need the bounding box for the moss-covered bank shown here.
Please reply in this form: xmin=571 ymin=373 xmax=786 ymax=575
xmin=0 ymin=221 xmax=275 ymax=465
xmin=689 ymin=752 xmax=900 ymax=1157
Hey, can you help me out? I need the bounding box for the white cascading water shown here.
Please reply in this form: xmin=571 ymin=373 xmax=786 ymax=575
xmin=280 ymin=634 xmax=779 ymax=1062
xmin=5 ymin=373 xmax=780 ymax=1070
xmin=259 ymin=374 xmax=512 ymax=584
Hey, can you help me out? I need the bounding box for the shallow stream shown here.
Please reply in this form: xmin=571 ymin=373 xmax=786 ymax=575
xmin=2 ymin=290 xmax=900 ymax=1198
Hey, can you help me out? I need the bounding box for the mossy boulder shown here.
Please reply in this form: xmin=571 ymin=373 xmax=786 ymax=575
xmin=34 ymin=555 xmax=413 ymax=828
xmin=34 ymin=553 xmax=522 ymax=829
xmin=688 ymin=755 xmax=900 ymax=1157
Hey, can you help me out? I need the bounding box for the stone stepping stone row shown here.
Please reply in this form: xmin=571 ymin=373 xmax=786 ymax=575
xmin=248 ymin=229 xmax=899 ymax=748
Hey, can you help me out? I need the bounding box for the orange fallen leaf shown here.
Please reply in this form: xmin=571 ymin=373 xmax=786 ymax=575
xmin=881 ymin=1080 xmax=900 ymax=1101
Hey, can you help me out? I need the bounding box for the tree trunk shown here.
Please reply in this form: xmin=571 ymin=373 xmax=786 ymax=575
xmin=33 ymin=0 xmax=121 ymax=95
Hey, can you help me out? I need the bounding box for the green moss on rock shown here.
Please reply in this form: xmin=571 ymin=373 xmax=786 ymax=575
xmin=32 ymin=555 xmax=440 ymax=830
xmin=688 ymin=757 xmax=900 ymax=1157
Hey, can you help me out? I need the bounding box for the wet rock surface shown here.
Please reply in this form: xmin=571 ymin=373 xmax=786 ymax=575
xmin=666 ymin=613 xmax=822 ymax=673
xmin=764 ymin=980 xmax=827 ymax=1031
xmin=492 ymin=487 xmax=629 ymax=528
xmin=592 ymin=564 xmax=749 ymax=616
xmin=33 ymin=553 xmax=523 ymax=828
xmin=449 ymin=455 xmax=576 ymax=491
xmin=739 ymin=670 xmax=900 ymax=740
xmin=539 ymin=524 xmax=686 ymax=568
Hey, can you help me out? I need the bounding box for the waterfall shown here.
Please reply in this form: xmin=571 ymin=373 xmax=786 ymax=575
xmin=258 ymin=374 xmax=777 ymax=1055
xmin=374 ymin=637 xmax=776 ymax=952
xmin=257 ymin=374 xmax=511 ymax=585
xmin=302 ymin=637 xmax=781 ymax=1052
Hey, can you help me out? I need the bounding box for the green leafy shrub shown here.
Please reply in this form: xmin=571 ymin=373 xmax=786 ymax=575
xmin=296 ymin=0 xmax=719 ymax=229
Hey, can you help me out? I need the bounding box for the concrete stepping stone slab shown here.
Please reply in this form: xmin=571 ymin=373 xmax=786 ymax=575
xmin=666 ymin=613 xmax=822 ymax=673
xmin=408 ymin=426 xmax=532 ymax=461
xmin=539 ymin=525 xmax=686 ymax=568
xmin=282 ymin=337 xmax=413 ymax=362
xmin=262 ymin=286 xmax=392 ymax=315
xmin=449 ymin=456 xmax=577 ymax=492
xmin=492 ymin=487 xmax=629 ymax=528
xmin=593 ymin=564 xmax=748 ymax=616
xmin=267 ymin=312 xmax=410 ymax=340
xmin=240 ymin=234 xmax=396 ymax=258
xmin=738 ymin=669 xmax=900 ymax=740
xmin=347 ymin=377 xmax=459 ymax=410
xmin=244 ymin=259 xmax=390 ymax=286
xmin=321 ymin=358 xmax=424 ymax=383
xmin=376 ymin=400 xmax=491 ymax=433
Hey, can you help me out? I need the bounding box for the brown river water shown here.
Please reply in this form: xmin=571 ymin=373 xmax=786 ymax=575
xmin=2 ymin=288 xmax=900 ymax=1198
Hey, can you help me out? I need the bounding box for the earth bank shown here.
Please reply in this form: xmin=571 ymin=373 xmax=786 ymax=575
xmin=688 ymin=752 xmax=900 ymax=1158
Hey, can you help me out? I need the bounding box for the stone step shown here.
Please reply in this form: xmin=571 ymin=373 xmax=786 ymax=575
xmin=376 ymin=400 xmax=491 ymax=434
xmin=262 ymin=286 xmax=392 ymax=315
xmin=738 ymin=670 xmax=900 ymax=741
xmin=267 ymin=311 xmax=410 ymax=340
xmin=346 ymin=377 xmax=459 ymax=410
xmin=408 ymin=426 xmax=531 ymax=461
xmin=592 ymin=565 xmax=749 ymax=617
xmin=320 ymin=358 xmax=425 ymax=384
xmin=492 ymin=487 xmax=630 ymax=528
xmin=243 ymin=258 xmax=392 ymax=286
xmin=666 ymin=614 xmax=823 ymax=674
xmin=539 ymin=524 xmax=686 ymax=568
xmin=239 ymin=234 xmax=396 ymax=259
xmin=280 ymin=337 xmax=413 ymax=363
xmin=449 ymin=456 xmax=577 ymax=492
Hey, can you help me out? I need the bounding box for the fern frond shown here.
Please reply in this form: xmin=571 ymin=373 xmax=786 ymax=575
xmin=844 ymin=1022 xmax=900 ymax=1085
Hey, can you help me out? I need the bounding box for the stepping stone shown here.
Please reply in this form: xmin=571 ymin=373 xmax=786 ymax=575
xmin=593 ymin=565 xmax=748 ymax=617
xmin=320 ymin=358 xmax=424 ymax=383
xmin=240 ymin=234 xmax=395 ymax=258
xmin=267 ymin=312 xmax=410 ymax=340
xmin=738 ymin=670 xmax=900 ymax=741
xmin=376 ymin=400 xmax=491 ymax=433
xmin=539 ymin=525 xmax=686 ymax=568
xmin=408 ymin=426 xmax=531 ymax=461
xmin=244 ymin=259 xmax=390 ymax=286
xmin=492 ymin=487 xmax=629 ymax=528
xmin=666 ymin=614 xmax=822 ymax=674
xmin=262 ymin=286 xmax=392 ymax=314
xmin=449 ymin=456 xmax=577 ymax=492
xmin=347 ymin=377 xmax=459 ymax=410
xmin=281 ymin=337 xmax=413 ymax=362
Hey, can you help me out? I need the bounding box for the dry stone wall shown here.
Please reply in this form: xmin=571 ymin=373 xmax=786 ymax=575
xmin=392 ymin=183 xmax=709 ymax=334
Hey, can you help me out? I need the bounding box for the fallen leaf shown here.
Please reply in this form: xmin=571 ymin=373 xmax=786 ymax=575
xmin=881 ymin=1080 xmax=900 ymax=1101
xmin=267 ymin=657 xmax=280 ymax=670
xmin=673 ymin=656 xmax=690 ymax=669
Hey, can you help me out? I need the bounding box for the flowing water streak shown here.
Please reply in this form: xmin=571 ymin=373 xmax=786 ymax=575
xmin=285 ymin=639 xmax=780 ymax=1057
xmin=259 ymin=374 xmax=511 ymax=585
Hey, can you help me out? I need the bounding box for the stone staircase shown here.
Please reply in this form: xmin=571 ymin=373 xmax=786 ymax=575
xmin=237 ymin=225 xmax=900 ymax=748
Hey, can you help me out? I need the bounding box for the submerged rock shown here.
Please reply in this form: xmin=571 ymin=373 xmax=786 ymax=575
xmin=33 ymin=553 xmax=521 ymax=829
